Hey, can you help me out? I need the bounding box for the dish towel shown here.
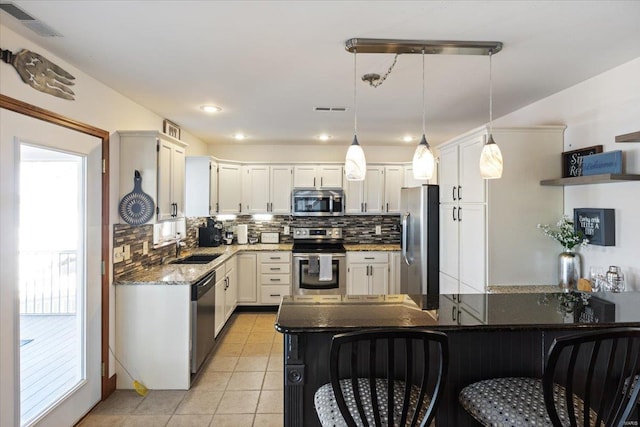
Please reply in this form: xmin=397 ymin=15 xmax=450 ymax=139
xmin=308 ymin=255 xmax=319 ymax=275
xmin=319 ymin=254 xmax=333 ymax=281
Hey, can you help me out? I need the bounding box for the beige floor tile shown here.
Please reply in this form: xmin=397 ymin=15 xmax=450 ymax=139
xmin=91 ymin=390 xmax=145 ymax=414
xmin=166 ymin=414 xmax=213 ymax=427
xmin=267 ymin=354 xmax=283 ymax=372
xmin=215 ymin=390 xmax=260 ymax=414
xmin=253 ymin=413 xmax=284 ymax=427
xmin=175 ymin=390 xmax=223 ymax=415
xmin=78 ymin=414 xmax=125 ymax=427
xmin=215 ymin=342 xmax=244 ymax=357
xmin=273 ymin=333 xmax=284 ymax=344
xmin=227 ymin=371 xmax=265 ymax=390
xmin=133 ymin=390 xmax=186 ymax=414
xmin=234 ymin=356 xmax=269 ymax=372
xmin=241 ymin=342 xmax=271 ymax=357
xmin=121 ymin=415 xmax=171 ymax=426
xmin=269 ymin=341 xmax=283 ymax=355
xmin=227 ymin=323 xmax=253 ymax=333
xmin=256 ymin=391 xmax=283 ymax=414
xmin=222 ymin=332 xmax=249 ymax=344
xmin=251 ymin=322 xmax=276 ymax=333
xmin=246 ymin=332 xmax=275 ymax=343
xmin=191 ymin=371 xmax=232 ymax=391
xmin=205 ymin=355 xmax=238 ymax=372
xmin=210 ymin=414 xmax=254 ymax=427
xmin=261 ymin=371 xmax=283 ymax=390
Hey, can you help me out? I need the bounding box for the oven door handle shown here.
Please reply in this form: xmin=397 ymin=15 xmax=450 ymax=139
xmin=402 ymin=212 xmax=411 ymax=266
xmin=293 ymin=253 xmax=346 ymax=260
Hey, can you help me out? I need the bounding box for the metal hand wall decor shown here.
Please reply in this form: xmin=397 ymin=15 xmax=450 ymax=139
xmin=1 ymin=48 xmax=75 ymax=100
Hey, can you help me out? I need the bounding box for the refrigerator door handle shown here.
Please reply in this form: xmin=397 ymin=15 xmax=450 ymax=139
xmin=402 ymin=212 xmax=411 ymax=265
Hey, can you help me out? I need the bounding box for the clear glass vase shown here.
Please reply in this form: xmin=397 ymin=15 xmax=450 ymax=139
xmin=558 ymin=249 xmax=581 ymax=290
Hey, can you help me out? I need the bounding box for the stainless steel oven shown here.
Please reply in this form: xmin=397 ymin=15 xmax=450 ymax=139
xmin=292 ymin=227 xmax=346 ymax=295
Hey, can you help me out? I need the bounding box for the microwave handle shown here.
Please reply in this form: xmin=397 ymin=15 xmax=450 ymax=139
xmin=402 ymin=212 xmax=411 ymax=265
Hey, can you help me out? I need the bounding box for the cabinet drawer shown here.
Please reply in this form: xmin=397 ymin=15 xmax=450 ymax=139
xmin=260 ymin=263 xmax=290 ymax=274
xmin=260 ymin=274 xmax=291 ymax=285
xmin=261 ymin=285 xmax=290 ymax=304
xmin=348 ymin=252 xmax=389 ymax=263
xmin=259 ymin=252 xmax=291 ymax=263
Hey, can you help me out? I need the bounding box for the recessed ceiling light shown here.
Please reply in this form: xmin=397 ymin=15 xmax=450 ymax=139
xmin=402 ymin=135 xmax=415 ymax=142
xmin=200 ymin=105 xmax=222 ymax=113
xmin=233 ymin=133 xmax=247 ymax=140
xmin=317 ymin=134 xmax=332 ymax=141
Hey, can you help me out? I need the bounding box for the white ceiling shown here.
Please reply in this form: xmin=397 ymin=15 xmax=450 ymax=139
xmin=2 ymin=1 xmax=640 ymax=147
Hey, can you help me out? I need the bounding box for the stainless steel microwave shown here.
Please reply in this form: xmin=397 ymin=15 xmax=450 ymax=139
xmin=291 ymin=189 xmax=344 ymax=216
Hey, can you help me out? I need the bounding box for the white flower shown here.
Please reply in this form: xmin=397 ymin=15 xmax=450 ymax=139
xmin=538 ymin=215 xmax=588 ymax=251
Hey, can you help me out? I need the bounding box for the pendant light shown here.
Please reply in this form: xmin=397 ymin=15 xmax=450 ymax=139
xmin=412 ymin=49 xmax=435 ymax=180
xmin=345 ymin=48 xmax=366 ymax=181
xmin=479 ymin=51 xmax=503 ymax=179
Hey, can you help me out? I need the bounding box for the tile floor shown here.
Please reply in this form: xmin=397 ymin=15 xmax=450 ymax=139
xmin=79 ymin=312 xmax=283 ymax=427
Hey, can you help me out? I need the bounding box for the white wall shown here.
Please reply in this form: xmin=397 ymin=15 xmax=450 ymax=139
xmin=0 ymin=24 xmax=208 ymax=426
xmin=495 ymin=57 xmax=640 ymax=290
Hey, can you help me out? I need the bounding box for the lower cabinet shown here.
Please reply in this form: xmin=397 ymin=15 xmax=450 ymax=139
xmin=440 ymin=294 xmax=486 ymax=325
xmin=259 ymin=251 xmax=291 ymax=304
xmin=214 ymin=256 xmax=238 ymax=338
xmin=346 ymin=252 xmax=389 ymax=295
xmin=388 ymin=251 xmax=401 ymax=294
xmin=237 ymin=253 xmax=258 ymax=304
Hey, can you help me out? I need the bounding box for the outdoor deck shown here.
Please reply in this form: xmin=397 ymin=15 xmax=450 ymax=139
xmin=20 ymin=314 xmax=79 ymax=425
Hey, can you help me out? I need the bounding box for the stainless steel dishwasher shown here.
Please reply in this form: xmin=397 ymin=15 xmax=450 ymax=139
xmin=191 ymin=270 xmax=216 ymax=373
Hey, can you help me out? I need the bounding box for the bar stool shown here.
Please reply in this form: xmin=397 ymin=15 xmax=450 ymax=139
xmin=459 ymin=328 xmax=640 ymax=427
xmin=313 ymin=328 xmax=448 ymax=427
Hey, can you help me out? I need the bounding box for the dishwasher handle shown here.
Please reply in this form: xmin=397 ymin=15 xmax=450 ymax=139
xmin=191 ymin=270 xmax=216 ymax=301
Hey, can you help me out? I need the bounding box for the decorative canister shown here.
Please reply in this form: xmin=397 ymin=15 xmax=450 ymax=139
xmin=558 ymin=250 xmax=581 ymax=289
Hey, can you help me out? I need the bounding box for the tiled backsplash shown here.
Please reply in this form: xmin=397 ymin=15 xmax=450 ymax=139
xmin=113 ymin=215 xmax=400 ymax=280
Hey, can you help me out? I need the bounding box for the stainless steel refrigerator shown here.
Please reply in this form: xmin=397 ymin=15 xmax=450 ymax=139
xmin=400 ymin=185 xmax=439 ymax=296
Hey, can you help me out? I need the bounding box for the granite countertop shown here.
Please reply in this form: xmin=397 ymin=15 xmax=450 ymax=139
xmin=343 ymin=244 xmax=400 ymax=251
xmin=115 ymin=243 xmax=292 ymax=285
xmin=487 ymin=285 xmax=561 ymax=293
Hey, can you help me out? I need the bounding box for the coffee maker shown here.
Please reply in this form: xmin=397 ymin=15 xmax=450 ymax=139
xmin=198 ymin=218 xmax=223 ymax=247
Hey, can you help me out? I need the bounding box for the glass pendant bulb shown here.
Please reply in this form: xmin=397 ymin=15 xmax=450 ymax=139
xmin=479 ymin=134 xmax=503 ymax=179
xmin=345 ymin=135 xmax=366 ymax=181
xmin=412 ymin=135 xmax=434 ymax=180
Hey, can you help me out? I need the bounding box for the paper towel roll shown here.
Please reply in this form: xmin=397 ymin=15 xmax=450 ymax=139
xmin=237 ymin=224 xmax=248 ymax=244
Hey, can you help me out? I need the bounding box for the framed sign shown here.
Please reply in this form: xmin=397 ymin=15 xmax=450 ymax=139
xmin=562 ymin=145 xmax=603 ymax=177
xmin=163 ymin=119 xmax=181 ymax=140
xmin=574 ymin=208 xmax=615 ymax=246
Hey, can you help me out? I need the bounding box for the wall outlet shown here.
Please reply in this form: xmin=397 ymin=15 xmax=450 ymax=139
xmin=113 ymin=246 xmax=124 ymax=263
xmin=142 ymin=241 xmax=149 ymax=255
xmin=375 ymin=225 xmax=382 ymax=235
xmin=123 ymin=244 xmax=131 ymax=260
xmin=283 ymin=225 xmax=290 ymax=235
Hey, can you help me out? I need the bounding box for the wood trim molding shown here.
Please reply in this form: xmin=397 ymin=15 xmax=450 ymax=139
xmin=0 ymin=94 xmax=113 ymax=401
xmin=615 ymin=131 xmax=640 ymax=143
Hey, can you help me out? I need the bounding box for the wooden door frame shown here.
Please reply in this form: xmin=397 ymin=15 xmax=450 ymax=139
xmin=0 ymin=94 xmax=115 ymax=399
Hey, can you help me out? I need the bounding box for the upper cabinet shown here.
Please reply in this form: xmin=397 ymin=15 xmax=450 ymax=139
xmin=218 ymin=163 xmax=243 ymax=214
xmin=118 ymin=131 xmax=187 ymax=223
xmin=242 ymin=165 xmax=293 ymax=214
xmin=345 ymin=165 xmax=403 ymax=214
xmin=185 ymin=157 xmax=217 ymax=217
xmin=293 ymin=165 xmax=343 ymax=189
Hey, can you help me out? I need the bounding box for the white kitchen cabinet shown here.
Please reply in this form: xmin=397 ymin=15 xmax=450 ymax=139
xmin=218 ymin=163 xmax=243 ymax=214
xmin=388 ymin=251 xmax=401 ymax=294
xmin=347 ymin=252 xmax=389 ymax=295
xmin=437 ymin=126 xmax=565 ymax=292
xmin=345 ymin=166 xmax=384 ymax=214
xmin=242 ymin=165 xmax=293 ymax=214
xmin=383 ymin=165 xmax=403 ymax=213
xmin=118 ymin=131 xmax=187 ymax=223
xmin=237 ymin=253 xmax=257 ymax=304
xmin=293 ymin=165 xmax=343 ymax=189
xmin=214 ymin=264 xmax=226 ymax=337
xmin=185 ymin=157 xmax=217 ymax=216
xmin=224 ymin=256 xmax=237 ymax=321
xmin=258 ymin=251 xmax=291 ymax=304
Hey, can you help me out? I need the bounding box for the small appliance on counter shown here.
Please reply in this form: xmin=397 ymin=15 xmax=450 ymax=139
xmin=224 ymin=231 xmax=234 ymax=245
xmin=237 ymin=224 xmax=248 ymax=244
xmin=198 ymin=219 xmax=223 ymax=247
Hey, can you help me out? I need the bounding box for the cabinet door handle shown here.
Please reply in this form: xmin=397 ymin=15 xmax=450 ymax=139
xmin=364 ymin=257 xmax=374 ymax=260
xmin=458 ymin=185 xmax=462 ymax=200
xmin=452 ymin=186 xmax=457 ymax=201
xmin=216 ymin=202 xmax=219 ymax=213
xmin=453 ymin=206 xmax=457 ymax=221
xmin=270 ymin=256 xmax=280 ymax=260
xmin=321 ymin=177 xmax=323 ymax=187
xmin=270 ymin=278 xmax=281 ymax=282
xmin=452 ymin=306 xmax=457 ymax=322
xmin=458 ymin=207 xmax=462 ymax=222
xmin=364 ymin=202 xmax=367 ymax=212
xmin=386 ymin=203 xmax=389 ymax=212
xmin=270 ymin=267 xmax=281 ymax=271
xmin=239 ymin=203 xmax=242 ymax=213
xmin=313 ymin=177 xmax=316 ymax=187
xmin=361 ymin=202 xmax=364 ymax=212
xmin=270 ymin=294 xmax=281 ymax=297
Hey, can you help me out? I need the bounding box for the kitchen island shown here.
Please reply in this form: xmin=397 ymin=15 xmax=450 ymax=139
xmin=275 ymin=291 xmax=640 ymax=426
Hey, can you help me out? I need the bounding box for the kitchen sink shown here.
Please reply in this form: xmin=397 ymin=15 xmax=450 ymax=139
xmin=170 ymin=254 xmax=221 ymax=264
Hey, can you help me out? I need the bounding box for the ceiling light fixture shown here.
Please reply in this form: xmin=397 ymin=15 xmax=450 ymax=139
xmin=232 ymin=133 xmax=247 ymax=140
xmin=345 ymin=48 xmax=366 ymax=181
xmin=402 ymin=135 xmax=415 ymax=143
xmin=479 ymin=51 xmax=503 ymax=179
xmin=200 ymin=105 xmax=222 ymax=113
xmin=412 ymin=49 xmax=436 ymax=180
xmin=317 ymin=134 xmax=332 ymax=141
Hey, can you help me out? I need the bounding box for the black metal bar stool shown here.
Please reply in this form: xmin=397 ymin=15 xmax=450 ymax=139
xmin=459 ymin=328 xmax=640 ymax=427
xmin=314 ymin=328 xmax=449 ymax=427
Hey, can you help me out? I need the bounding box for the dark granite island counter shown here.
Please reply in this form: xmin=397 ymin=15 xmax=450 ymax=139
xmin=275 ymin=292 xmax=640 ymax=426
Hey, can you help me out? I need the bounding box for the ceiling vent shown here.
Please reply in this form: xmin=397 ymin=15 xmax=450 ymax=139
xmin=314 ymin=107 xmax=348 ymax=112
xmin=0 ymin=2 xmax=62 ymax=37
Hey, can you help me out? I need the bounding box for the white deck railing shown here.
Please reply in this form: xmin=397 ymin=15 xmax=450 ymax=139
xmin=20 ymin=250 xmax=78 ymax=315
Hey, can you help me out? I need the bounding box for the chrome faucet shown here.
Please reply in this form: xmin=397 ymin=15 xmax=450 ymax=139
xmin=176 ymin=234 xmax=186 ymax=258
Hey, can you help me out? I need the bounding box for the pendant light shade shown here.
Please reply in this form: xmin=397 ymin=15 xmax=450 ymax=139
xmin=345 ymin=49 xmax=366 ymax=181
xmin=413 ymin=50 xmax=435 ymax=180
xmin=479 ymin=51 xmax=503 ymax=179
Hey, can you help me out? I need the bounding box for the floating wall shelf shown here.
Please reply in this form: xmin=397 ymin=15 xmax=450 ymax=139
xmin=615 ymin=131 xmax=640 ymax=143
xmin=540 ymin=173 xmax=640 ymax=186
